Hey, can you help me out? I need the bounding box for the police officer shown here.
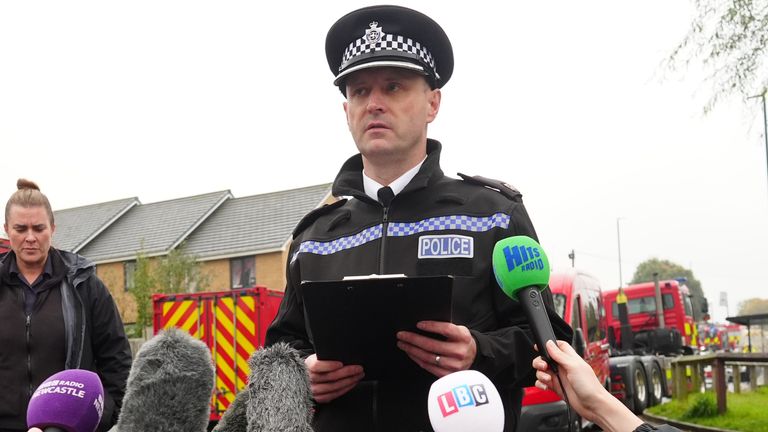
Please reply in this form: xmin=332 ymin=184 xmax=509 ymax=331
xmin=265 ymin=5 xmax=572 ymax=431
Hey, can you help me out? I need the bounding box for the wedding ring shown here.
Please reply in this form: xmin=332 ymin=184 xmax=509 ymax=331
xmin=435 ymin=355 xmax=441 ymax=365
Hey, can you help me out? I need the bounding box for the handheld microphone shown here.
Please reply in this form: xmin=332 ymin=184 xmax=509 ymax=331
xmin=427 ymin=370 xmax=504 ymax=432
xmin=115 ymin=327 xmax=215 ymax=432
xmin=245 ymin=342 xmax=313 ymax=432
xmin=26 ymin=369 xmax=104 ymax=432
xmin=492 ymin=235 xmax=558 ymax=371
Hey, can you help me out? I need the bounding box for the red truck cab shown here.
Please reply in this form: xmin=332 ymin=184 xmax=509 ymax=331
xmin=0 ymin=237 xmax=10 ymax=254
xmin=603 ymin=279 xmax=698 ymax=353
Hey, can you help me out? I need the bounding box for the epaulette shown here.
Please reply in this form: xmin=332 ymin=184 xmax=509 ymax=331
xmin=457 ymin=173 xmax=522 ymax=201
xmin=292 ymin=199 xmax=348 ymax=238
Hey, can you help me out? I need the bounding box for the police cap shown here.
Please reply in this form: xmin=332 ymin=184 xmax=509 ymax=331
xmin=325 ymin=5 xmax=453 ymax=91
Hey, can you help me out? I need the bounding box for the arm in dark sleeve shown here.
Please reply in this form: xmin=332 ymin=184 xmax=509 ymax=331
xmin=469 ymin=201 xmax=573 ymax=389
xmin=87 ymin=276 xmax=133 ymax=430
xmin=264 ymin=249 xmax=314 ymax=358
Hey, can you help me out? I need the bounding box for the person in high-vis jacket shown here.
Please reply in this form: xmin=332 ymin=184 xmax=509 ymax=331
xmin=265 ymin=5 xmax=572 ymax=432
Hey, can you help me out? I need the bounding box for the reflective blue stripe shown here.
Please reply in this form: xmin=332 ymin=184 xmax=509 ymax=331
xmin=388 ymin=213 xmax=510 ymax=237
xmin=294 ymin=213 xmax=509 ymax=258
xmin=295 ymin=224 xmax=383 ymax=257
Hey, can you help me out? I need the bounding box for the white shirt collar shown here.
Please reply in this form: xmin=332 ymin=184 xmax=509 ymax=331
xmin=363 ymin=157 xmax=427 ymax=201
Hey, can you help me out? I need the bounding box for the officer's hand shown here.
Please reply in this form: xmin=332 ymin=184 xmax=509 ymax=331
xmin=396 ymin=321 xmax=477 ymax=377
xmin=305 ymin=354 xmax=364 ymax=403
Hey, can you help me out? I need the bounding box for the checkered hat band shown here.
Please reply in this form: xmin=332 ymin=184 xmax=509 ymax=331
xmin=293 ymin=213 xmax=510 ymax=259
xmin=387 ymin=213 xmax=511 ymax=237
xmin=340 ymin=33 xmax=435 ymax=73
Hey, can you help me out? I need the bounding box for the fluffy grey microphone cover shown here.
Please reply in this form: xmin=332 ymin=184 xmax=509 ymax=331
xmin=245 ymin=342 xmax=314 ymax=432
xmin=212 ymin=388 xmax=249 ymax=432
xmin=115 ymin=327 xmax=215 ymax=432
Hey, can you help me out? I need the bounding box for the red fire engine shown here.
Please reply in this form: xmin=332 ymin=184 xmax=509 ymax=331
xmin=152 ymin=286 xmax=283 ymax=421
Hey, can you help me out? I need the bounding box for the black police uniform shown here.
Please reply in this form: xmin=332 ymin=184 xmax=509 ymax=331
xmin=265 ymin=140 xmax=573 ymax=432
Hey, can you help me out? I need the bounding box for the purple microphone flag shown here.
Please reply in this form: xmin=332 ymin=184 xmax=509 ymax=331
xmin=27 ymin=369 xmax=105 ymax=432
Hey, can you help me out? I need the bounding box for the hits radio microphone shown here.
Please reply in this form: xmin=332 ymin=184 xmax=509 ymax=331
xmin=245 ymin=342 xmax=313 ymax=432
xmin=115 ymin=327 xmax=215 ymax=432
xmin=26 ymin=369 xmax=104 ymax=432
xmin=492 ymin=235 xmax=559 ymax=372
xmin=427 ymin=370 xmax=504 ymax=432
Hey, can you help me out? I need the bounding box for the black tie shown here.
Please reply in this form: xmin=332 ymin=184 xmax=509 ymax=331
xmin=377 ymin=186 xmax=395 ymax=207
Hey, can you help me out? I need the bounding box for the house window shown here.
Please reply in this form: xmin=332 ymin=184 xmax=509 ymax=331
xmin=231 ymin=256 xmax=255 ymax=289
xmin=124 ymin=261 xmax=136 ymax=292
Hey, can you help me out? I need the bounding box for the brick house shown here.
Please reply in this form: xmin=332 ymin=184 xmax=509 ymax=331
xmin=50 ymin=184 xmax=333 ymax=322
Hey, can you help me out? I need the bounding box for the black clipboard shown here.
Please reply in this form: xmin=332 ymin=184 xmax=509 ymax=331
xmin=301 ymin=275 xmax=453 ymax=380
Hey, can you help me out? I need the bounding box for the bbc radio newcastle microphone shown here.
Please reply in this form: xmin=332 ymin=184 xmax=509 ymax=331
xmin=27 ymin=369 xmax=104 ymax=432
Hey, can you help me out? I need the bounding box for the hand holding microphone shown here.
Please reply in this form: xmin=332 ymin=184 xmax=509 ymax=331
xmin=533 ymin=340 xmax=645 ymax=432
xmin=493 ymin=237 xmax=676 ymax=432
xmin=533 ymin=341 xmax=609 ymax=422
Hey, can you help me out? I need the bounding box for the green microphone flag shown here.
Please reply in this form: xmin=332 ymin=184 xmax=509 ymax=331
xmin=492 ymin=235 xmax=550 ymax=300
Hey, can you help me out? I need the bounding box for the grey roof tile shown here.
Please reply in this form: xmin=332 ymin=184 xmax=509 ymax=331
xmin=184 ymin=184 xmax=332 ymax=259
xmin=53 ymin=198 xmax=140 ymax=252
xmin=80 ymin=190 xmax=232 ymax=263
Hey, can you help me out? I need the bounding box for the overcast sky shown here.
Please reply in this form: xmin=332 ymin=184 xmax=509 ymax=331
xmin=1 ymin=1 xmax=766 ymax=323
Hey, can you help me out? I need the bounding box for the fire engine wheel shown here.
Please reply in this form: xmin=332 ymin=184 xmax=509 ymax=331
xmin=648 ymin=363 xmax=663 ymax=406
xmin=630 ymin=361 xmax=649 ymax=414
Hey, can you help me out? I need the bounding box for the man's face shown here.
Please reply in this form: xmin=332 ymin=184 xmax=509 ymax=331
xmin=343 ymin=67 xmax=441 ymax=167
xmin=4 ymin=205 xmax=55 ymax=269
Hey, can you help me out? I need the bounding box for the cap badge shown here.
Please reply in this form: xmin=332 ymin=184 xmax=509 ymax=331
xmin=365 ymin=21 xmax=384 ymax=45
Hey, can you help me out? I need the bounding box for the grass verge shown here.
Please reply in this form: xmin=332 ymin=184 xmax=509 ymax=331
xmin=647 ymin=386 xmax=768 ymax=432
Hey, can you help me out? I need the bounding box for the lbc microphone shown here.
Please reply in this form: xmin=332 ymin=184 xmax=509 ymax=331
xmin=27 ymin=369 xmax=104 ymax=432
xmin=427 ymin=370 xmax=504 ymax=432
xmin=245 ymin=342 xmax=313 ymax=432
xmin=492 ymin=235 xmax=559 ymax=371
xmin=115 ymin=327 xmax=215 ymax=432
